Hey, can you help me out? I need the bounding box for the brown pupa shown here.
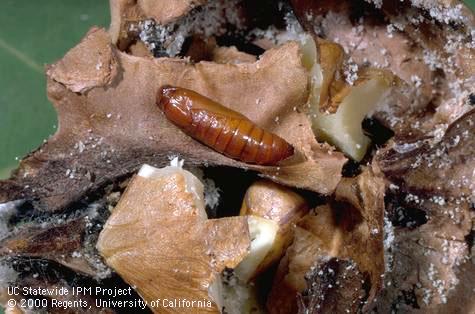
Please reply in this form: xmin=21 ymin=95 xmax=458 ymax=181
xmin=157 ymin=86 xmax=294 ymax=166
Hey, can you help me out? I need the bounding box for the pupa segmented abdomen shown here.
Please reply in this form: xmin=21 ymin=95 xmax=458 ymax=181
xmin=157 ymin=86 xmax=294 ymax=166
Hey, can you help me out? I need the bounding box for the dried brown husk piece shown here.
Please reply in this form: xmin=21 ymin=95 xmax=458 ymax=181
xmin=372 ymin=109 xmax=475 ymax=312
xmin=0 ymin=27 xmax=345 ymax=213
xmin=291 ymin=0 xmax=475 ymax=139
xmin=97 ymin=164 xmax=251 ymax=313
xmin=267 ymin=166 xmax=385 ymax=313
xmin=289 ymin=1 xmax=474 ymax=311
xmin=296 ymin=257 xmax=367 ymax=314
xmin=0 ymin=217 xmax=103 ymax=277
xmin=374 ymin=199 xmax=475 ymax=313
xmin=211 ymin=46 xmax=257 ymax=64
xmin=378 ymin=109 xmax=475 ymax=199
xmin=47 ymin=27 xmax=119 ymax=93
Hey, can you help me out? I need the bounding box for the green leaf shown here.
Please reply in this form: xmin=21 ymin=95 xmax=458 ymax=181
xmin=0 ymin=0 xmax=109 ymax=179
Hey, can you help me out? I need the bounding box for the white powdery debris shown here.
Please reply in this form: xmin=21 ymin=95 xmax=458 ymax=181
xmin=82 ymin=251 xmax=112 ymax=280
xmin=283 ymin=12 xmax=306 ymax=41
xmin=430 ymin=195 xmax=446 ymax=206
xmin=344 ymin=58 xmax=359 ymax=85
xmin=71 ymin=251 xmax=82 ymax=258
xmin=439 ymin=238 xmax=468 ymax=267
xmin=0 ymin=262 xmax=18 ymax=286
xmin=388 ymin=14 xmax=411 ymax=32
xmin=352 ymin=23 xmax=365 ymax=37
xmin=422 ymin=49 xmax=443 ymax=71
xmin=139 ymin=19 xmax=170 ymax=52
xmin=203 ymin=178 xmax=220 ymax=215
xmin=188 ymin=167 xmax=221 ymax=216
xmin=405 ymin=193 xmax=423 ymax=205
xmin=407 ymin=129 xmax=455 ymax=168
xmin=250 ymin=11 xmax=307 ymax=46
xmin=320 ymin=11 xmax=348 ymax=37
xmin=422 ymin=287 xmax=433 ymax=305
xmin=425 ymin=263 xmax=454 ymax=305
xmin=429 ymin=4 xmax=466 ymax=25
xmin=443 ymin=203 xmax=465 ymax=225
xmin=0 ymin=200 xmax=21 ymax=240
xmin=65 ymin=168 xmax=76 ymax=179
xmin=376 ymin=96 xmax=406 ymax=128
xmin=431 ymin=124 xmax=448 ymax=142
xmin=81 ymin=208 xmax=113 ymax=279
xmin=221 ymin=271 xmax=256 ymax=314
xmin=73 ymin=141 xmax=86 ymax=153
xmin=444 ymin=34 xmax=465 ymax=54
xmin=86 ymin=202 xmax=102 ymax=221
xmin=78 ymin=141 xmax=85 ymax=153
xmin=383 ymin=216 xmax=395 ymax=272
xmin=389 ymin=183 xmax=400 ymax=191
xmin=250 ymin=26 xmax=280 ymax=44
xmin=410 ymin=13 xmax=426 ymax=26
xmin=393 ymin=141 xmax=423 ymax=154
xmin=426 ymin=263 xmax=440 ymax=304
xmin=410 ymin=75 xmax=422 ymax=89
xmin=417 ymin=235 xmax=468 ymax=306
xmin=386 ymin=24 xmax=395 ymax=38
xmin=364 ymin=0 xmax=383 ymax=9
xmin=467 ymin=29 xmax=475 ymax=49
xmin=448 ymin=80 xmax=464 ymax=100
xmin=139 ymin=0 xmax=243 ymax=57
xmin=409 ymin=1 xmax=467 ymax=24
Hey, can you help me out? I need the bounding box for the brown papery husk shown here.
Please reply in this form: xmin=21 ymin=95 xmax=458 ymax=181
xmin=267 ymin=165 xmax=385 ymax=313
xmin=97 ymin=167 xmax=251 ymax=314
xmin=290 ymin=0 xmax=475 ymax=312
xmin=291 ymin=0 xmax=474 ymax=139
xmin=0 ymin=27 xmax=345 ymax=212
